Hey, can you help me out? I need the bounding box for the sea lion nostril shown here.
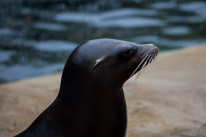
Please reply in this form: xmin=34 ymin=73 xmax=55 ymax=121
xmin=151 ymin=46 xmax=158 ymax=55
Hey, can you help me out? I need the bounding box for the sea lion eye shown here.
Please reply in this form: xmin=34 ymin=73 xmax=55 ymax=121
xmin=120 ymin=48 xmax=134 ymax=57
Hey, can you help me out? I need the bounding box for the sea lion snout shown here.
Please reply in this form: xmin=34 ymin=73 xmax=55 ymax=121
xmin=136 ymin=44 xmax=158 ymax=57
xmin=144 ymin=43 xmax=159 ymax=53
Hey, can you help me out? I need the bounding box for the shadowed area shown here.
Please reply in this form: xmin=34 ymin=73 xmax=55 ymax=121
xmin=0 ymin=45 xmax=206 ymax=137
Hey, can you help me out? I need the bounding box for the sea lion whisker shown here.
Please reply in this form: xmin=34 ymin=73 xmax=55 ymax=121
xmin=150 ymin=53 xmax=157 ymax=62
xmin=145 ymin=53 xmax=154 ymax=66
xmin=148 ymin=55 xmax=154 ymax=64
xmin=132 ymin=51 xmax=158 ymax=82
xmin=152 ymin=53 xmax=158 ymax=63
xmin=130 ymin=56 xmax=146 ymax=78
xmin=145 ymin=57 xmax=153 ymax=68
xmin=145 ymin=56 xmax=151 ymax=66
xmin=130 ymin=55 xmax=149 ymax=81
xmin=134 ymin=54 xmax=152 ymax=80
xmin=130 ymin=54 xmax=149 ymax=78
xmin=134 ymin=62 xmax=146 ymax=80
xmin=150 ymin=54 xmax=156 ymax=63
xmin=146 ymin=54 xmax=154 ymax=66
xmin=147 ymin=55 xmax=157 ymax=69
xmin=141 ymin=53 xmax=155 ymax=71
xmin=142 ymin=55 xmax=151 ymax=69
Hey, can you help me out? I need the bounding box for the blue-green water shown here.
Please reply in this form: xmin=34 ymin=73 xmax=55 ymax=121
xmin=0 ymin=0 xmax=205 ymax=84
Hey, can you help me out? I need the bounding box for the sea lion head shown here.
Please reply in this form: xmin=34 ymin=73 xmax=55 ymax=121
xmin=64 ymin=38 xmax=158 ymax=89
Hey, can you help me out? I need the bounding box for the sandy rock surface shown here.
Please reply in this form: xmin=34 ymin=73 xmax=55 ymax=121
xmin=0 ymin=46 xmax=206 ymax=137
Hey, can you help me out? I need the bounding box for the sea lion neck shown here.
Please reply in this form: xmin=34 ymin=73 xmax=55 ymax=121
xmin=57 ymin=61 xmax=123 ymax=105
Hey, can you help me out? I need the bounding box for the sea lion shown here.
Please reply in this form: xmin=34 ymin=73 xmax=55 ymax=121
xmin=15 ymin=38 xmax=158 ymax=137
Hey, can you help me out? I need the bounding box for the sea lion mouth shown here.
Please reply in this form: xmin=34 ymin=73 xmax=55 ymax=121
xmin=129 ymin=49 xmax=158 ymax=78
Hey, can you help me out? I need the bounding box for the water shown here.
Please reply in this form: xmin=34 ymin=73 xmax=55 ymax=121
xmin=0 ymin=0 xmax=205 ymax=84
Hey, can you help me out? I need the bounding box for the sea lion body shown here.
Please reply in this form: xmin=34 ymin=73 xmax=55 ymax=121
xmin=15 ymin=38 xmax=158 ymax=137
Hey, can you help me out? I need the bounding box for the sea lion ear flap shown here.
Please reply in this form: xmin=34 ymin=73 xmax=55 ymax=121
xmin=93 ymin=57 xmax=104 ymax=69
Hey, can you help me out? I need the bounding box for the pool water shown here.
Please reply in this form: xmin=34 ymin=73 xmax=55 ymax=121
xmin=0 ymin=0 xmax=205 ymax=83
